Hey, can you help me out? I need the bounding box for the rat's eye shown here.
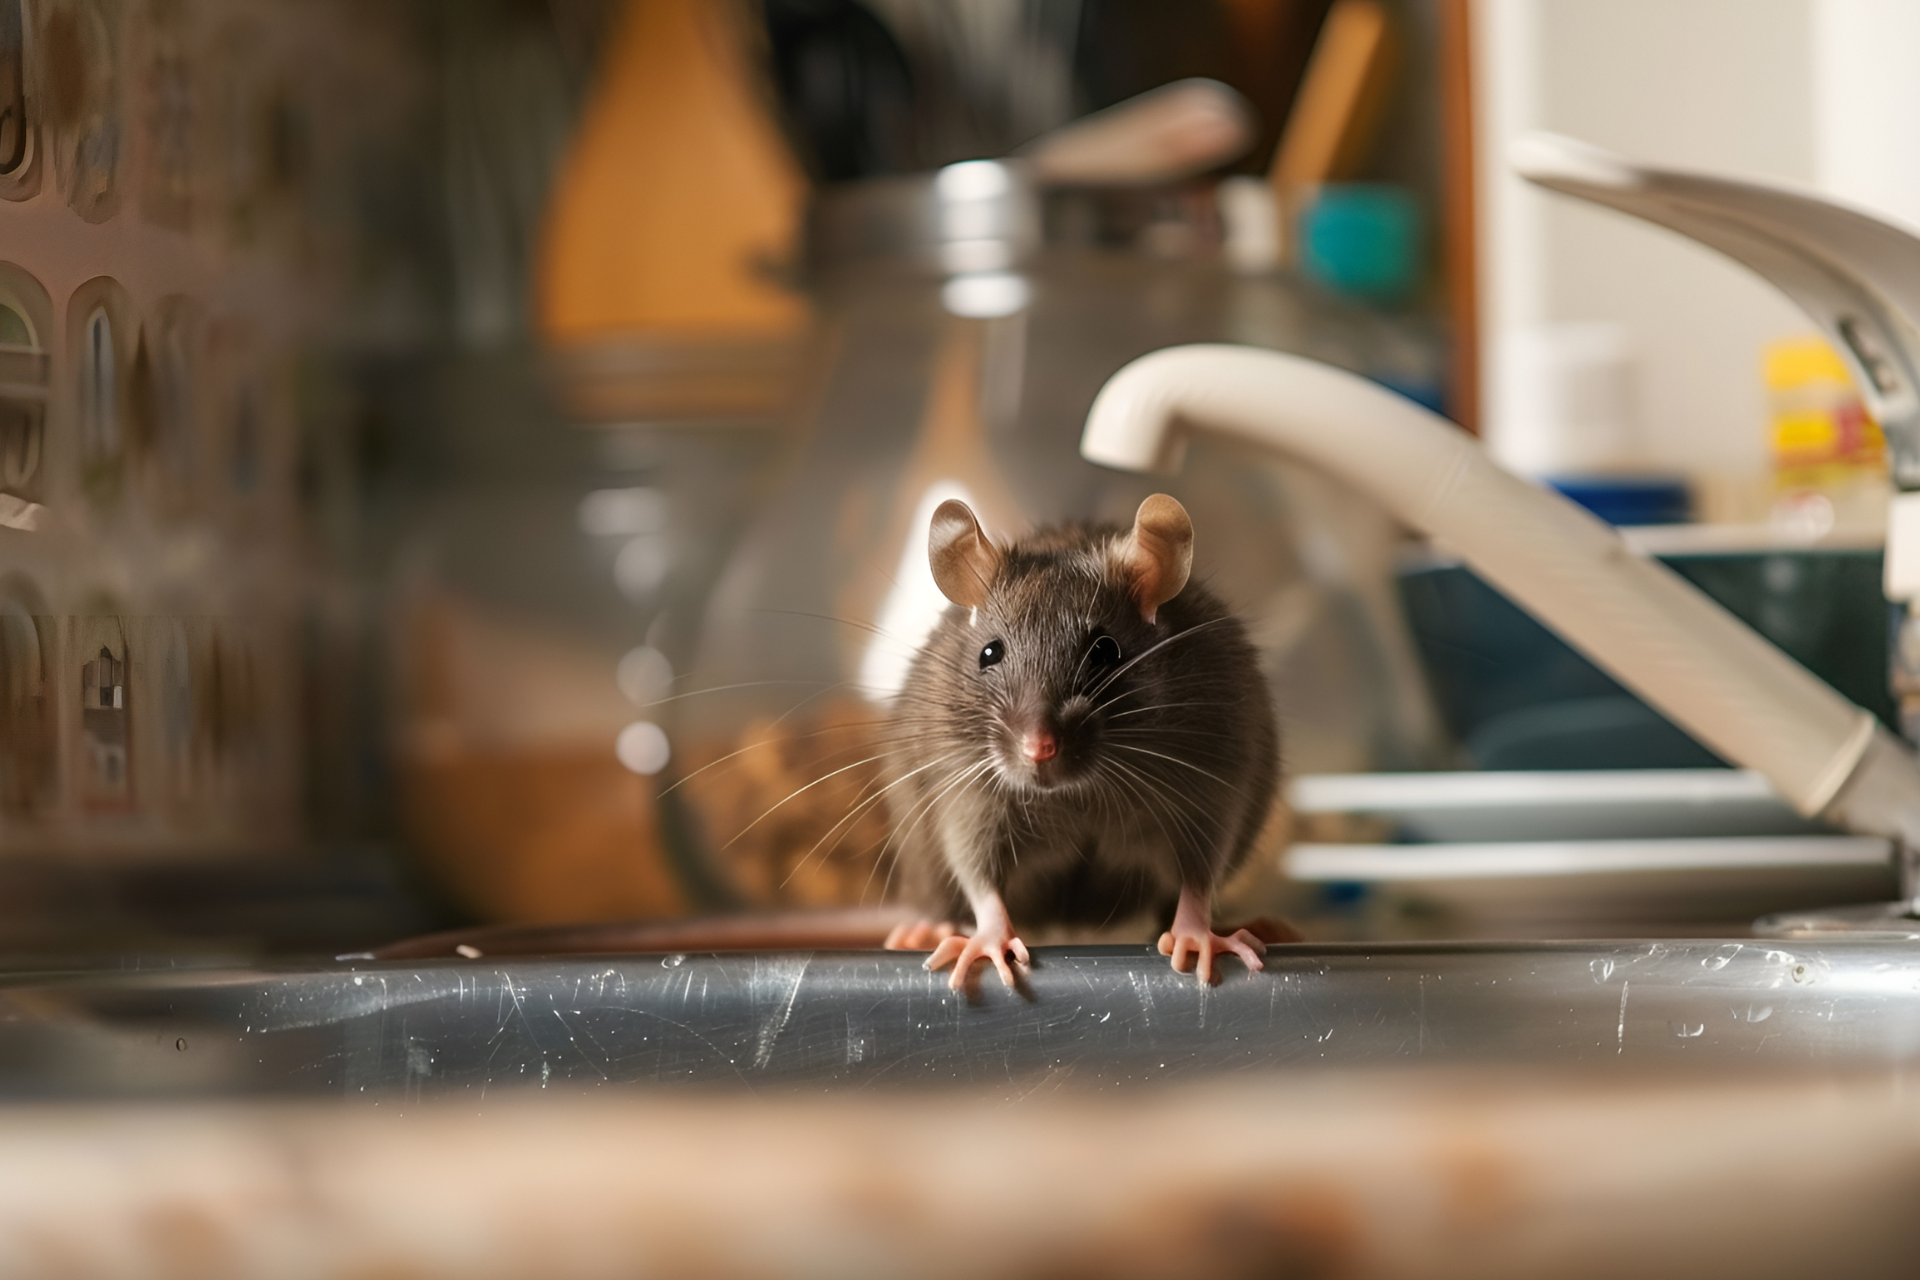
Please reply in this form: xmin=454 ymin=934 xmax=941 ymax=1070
xmin=1090 ymin=635 xmax=1122 ymax=666
xmin=979 ymin=639 xmax=1006 ymax=670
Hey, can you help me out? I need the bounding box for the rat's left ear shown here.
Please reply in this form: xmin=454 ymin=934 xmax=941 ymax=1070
xmin=1119 ymin=493 xmax=1193 ymax=623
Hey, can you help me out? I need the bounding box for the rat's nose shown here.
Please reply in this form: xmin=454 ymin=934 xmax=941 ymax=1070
xmin=1023 ymin=730 xmax=1058 ymax=763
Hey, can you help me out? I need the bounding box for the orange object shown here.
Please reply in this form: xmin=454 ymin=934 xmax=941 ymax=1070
xmin=396 ymin=592 xmax=690 ymax=924
xmin=1269 ymin=0 xmax=1397 ymax=187
xmin=536 ymin=0 xmax=808 ymax=341
xmin=1435 ymin=0 xmax=1478 ymax=432
xmin=402 ymin=745 xmax=688 ymax=924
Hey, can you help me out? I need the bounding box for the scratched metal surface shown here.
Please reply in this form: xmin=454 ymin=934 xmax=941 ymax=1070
xmin=3 ymin=942 xmax=1920 ymax=1099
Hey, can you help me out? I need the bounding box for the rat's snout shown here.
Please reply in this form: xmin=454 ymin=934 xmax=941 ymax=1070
xmin=999 ymin=705 xmax=1070 ymax=787
xmin=1000 ymin=696 xmax=1098 ymax=789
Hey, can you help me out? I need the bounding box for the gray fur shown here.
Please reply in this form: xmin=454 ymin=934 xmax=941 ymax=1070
xmin=884 ymin=520 xmax=1280 ymax=931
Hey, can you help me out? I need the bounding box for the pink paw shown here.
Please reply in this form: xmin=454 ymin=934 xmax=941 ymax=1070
xmin=926 ymin=928 xmax=1030 ymax=990
xmin=1157 ymin=926 xmax=1267 ymax=985
xmin=883 ymin=919 xmax=960 ymax=951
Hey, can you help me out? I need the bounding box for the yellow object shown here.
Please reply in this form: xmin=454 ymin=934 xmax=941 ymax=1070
xmin=1763 ymin=336 xmax=1884 ymax=478
xmin=536 ymin=0 xmax=808 ymax=341
xmin=1764 ymin=337 xmax=1853 ymax=392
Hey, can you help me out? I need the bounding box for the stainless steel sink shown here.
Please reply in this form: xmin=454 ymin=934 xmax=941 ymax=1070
xmin=6 ymin=940 xmax=1920 ymax=1099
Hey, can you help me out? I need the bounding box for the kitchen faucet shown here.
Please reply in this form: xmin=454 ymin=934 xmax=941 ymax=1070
xmin=1080 ymin=135 xmax=1920 ymax=936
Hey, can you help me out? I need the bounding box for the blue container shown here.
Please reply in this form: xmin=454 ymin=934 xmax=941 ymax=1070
xmin=1549 ymin=475 xmax=1692 ymax=526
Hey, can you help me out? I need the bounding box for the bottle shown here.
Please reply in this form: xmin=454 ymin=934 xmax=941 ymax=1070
xmin=1764 ymin=335 xmax=1887 ymax=538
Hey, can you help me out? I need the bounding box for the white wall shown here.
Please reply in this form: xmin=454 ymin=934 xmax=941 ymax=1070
xmin=1812 ymin=0 xmax=1920 ymax=232
xmin=1476 ymin=0 xmax=1817 ymax=481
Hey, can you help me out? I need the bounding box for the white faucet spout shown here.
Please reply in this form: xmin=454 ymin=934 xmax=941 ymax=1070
xmin=1082 ymin=344 xmax=1920 ymax=851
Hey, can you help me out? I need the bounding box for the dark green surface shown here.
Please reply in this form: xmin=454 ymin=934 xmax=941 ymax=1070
xmin=1398 ymin=549 xmax=1894 ymax=771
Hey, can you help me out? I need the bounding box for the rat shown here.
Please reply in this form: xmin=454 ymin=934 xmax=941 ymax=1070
xmin=877 ymin=493 xmax=1281 ymax=988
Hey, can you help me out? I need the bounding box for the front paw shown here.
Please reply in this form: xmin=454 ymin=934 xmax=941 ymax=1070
xmin=1157 ymin=927 xmax=1266 ymax=985
xmin=926 ymin=928 xmax=1030 ymax=990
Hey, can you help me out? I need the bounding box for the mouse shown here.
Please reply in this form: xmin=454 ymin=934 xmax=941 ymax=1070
xmin=877 ymin=493 xmax=1281 ymax=988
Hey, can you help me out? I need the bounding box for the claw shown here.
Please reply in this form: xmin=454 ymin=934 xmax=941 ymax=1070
xmin=1158 ymin=926 xmax=1267 ymax=985
xmin=926 ymin=928 xmax=1028 ymax=990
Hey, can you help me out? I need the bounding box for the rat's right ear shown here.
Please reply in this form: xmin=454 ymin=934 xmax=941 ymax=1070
xmin=928 ymin=499 xmax=1002 ymax=608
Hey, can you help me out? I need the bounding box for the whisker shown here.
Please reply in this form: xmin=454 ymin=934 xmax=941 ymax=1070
xmin=1087 ymin=616 xmax=1238 ymax=700
xmin=1105 ymin=701 xmax=1241 ymax=719
xmin=633 ymin=678 xmax=844 ymax=710
xmin=663 ymin=696 xmax=965 ymax=794
xmin=1087 ymin=665 xmax=1241 ymax=718
xmin=748 ymin=609 xmax=921 ymax=647
xmin=662 ymin=714 xmax=942 ymax=796
xmin=1106 ymin=742 xmax=1252 ymax=799
xmin=777 ymin=750 xmax=971 ymax=890
xmin=1104 ymin=756 xmax=1214 ymax=849
xmin=717 ymin=750 xmax=903 ymax=851
xmin=869 ymin=756 xmax=996 ymax=900
xmin=1099 ymin=758 xmax=1183 ymax=852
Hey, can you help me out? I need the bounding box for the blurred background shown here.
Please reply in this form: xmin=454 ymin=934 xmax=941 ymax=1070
xmin=3 ymin=0 xmax=1917 ymax=959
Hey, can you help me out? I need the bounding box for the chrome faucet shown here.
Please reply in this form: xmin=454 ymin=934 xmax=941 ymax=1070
xmin=1511 ymin=133 xmax=1920 ymax=744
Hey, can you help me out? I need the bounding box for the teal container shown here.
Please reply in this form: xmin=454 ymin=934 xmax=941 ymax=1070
xmin=1300 ymin=185 xmax=1423 ymax=301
